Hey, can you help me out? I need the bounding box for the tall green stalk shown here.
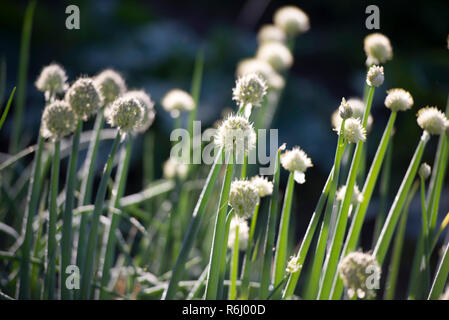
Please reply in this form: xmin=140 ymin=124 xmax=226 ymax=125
xmin=429 ymin=238 xmax=449 ymax=299
xmin=79 ymin=131 xmax=121 ymax=299
xmin=419 ymin=175 xmax=430 ymax=293
xmin=44 ymin=140 xmax=60 ymax=299
xmin=229 ymin=221 xmax=239 ymax=300
xmin=60 ymin=120 xmax=82 ymax=300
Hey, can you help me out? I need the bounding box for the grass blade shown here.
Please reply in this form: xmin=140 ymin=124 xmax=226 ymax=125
xmin=0 ymin=87 xmax=16 ymax=131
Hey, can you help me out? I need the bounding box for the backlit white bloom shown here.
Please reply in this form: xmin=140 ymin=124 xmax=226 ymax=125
xmin=41 ymin=100 xmax=77 ymax=140
xmin=35 ymin=63 xmax=68 ymax=95
xmin=257 ymin=24 xmax=286 ymax=44
xmin=364 ymin=33 xmax=393 ymax=65
xmin=229 ymin=179 xmax=260 ymax=218
xmin=236 ymin=58 xmax=285 ymax=90
xmin=384 ymin=88 xmax=414 ymax=112
xmin=105 ymin=96 xmax=144 ymax=133
xmin=338 ymin=251 xmax=381 ymax=299
xmin=124 ymin=90 xmax=156 ymax=133
xmin=232 ymin=73 xmax=267 ymax=110
xmin=161 ymin=89 xmax=194 ymax=118
xmin=215 ymin=115 xmax=256 ymax=155
xmin=340 ymin=118 xmax=366 ymax=144
xmin=332 ymin=98 xmax=373 ymax=132
xmin=65 ymin=77 xmax=103 ymax=121
xmin=273 ymin=6 xmax=310 ymax=37
xmin=338 ymin=98 xmax=353 ymax=120
xmin=281 ymin=147 xmax=313 ymax=184
xmin=94 ymin=69 xmax=126 ymax=106
xmin=366 ymin=65 xmax=384 ymax=87
xmin=336 ymin=184 xmax=364 ymax=207
xmin=286 ymin=256 xmax=301 ymax=274
xmin=227 ymin=216 xmax=249 ymax=250
xmin=256 ymin=42 xmax=293 ymax=72
xmin=419 ymin=163 xmax=431 ymax=180
xmin=163 ymin=157 xmax=188 ymax=180
xmin=250 ymin=175 xmax=273 ymax=197
xmin=417 ymin=106 xmax=449 ymax=135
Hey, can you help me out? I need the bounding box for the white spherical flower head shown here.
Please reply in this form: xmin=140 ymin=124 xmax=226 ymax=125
xmin=35 ymin=63 xmax=68 ymax=95
xmin=256 ymin=42 xmax=293 ymax=72
xmin=161 ymin=89 xmax=194 ymax=118
xmin=273 ymin=6 xmax=310 ymax=37
xmin=232 ymin=73 xmax=268 ymax=108
xmin=364 ymin=33 xmax=393 ymax=65
xmin=257 ymin=24 xmax=286 ymax=44
xmin=250 ymin=175 xmax=273 ymax=197
xmin=94 ymin=69 xmax=126 ymax=106
xmin=281 ymin=147 xmax=313 ymax=184
xmin=419 ymin=162 xmax=431 ymax=180
xmin=336 ymin=184 xmax=364 ymax=207
xmin=417 ymin=106 xmax=449 ymax=135
xmin=332 ymin=98 xmax=373 ymax=132
xmin=215 ymin=115 xmax=256 ymax=156
xmin=105 ymin=96 xmax=144 ymax=133
xmin=286 ymin=256 xmax=301 ymax=274
xmin=41 ymin=100 xmax=77 ymax=140
xmin=229 ymin=180 xmax=260 ymax=218
xmin=124 ymin=90 xmax=156 ymax=133
xmin=341 ymin=118 xmax=367 ymax=144
xmin=65 ymin=77 xmax=103 ymax=121
xmin=163 ymin=157 xmax=188 ymax=180
xmin=338 ymin=251 xmax=381 ymax=299
xmin=366 ymin=65 xmax=384 ymax=87
xmin=236 ymin=58 xmax=285 ymax=90
xmin=227 ymin=216 xmax=249 ymax=250
xmin=384 ymin=88 xmax=414 ymax=112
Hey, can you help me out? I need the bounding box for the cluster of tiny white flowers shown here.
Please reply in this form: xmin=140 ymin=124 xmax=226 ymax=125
xmin=163 ymin=157 xmax=188 ymax=180
xmin=256 ymin=42 xmax=293 ymax=72
xmin=236 ymin=58 xmax=285 ymax=90
xmin=227 ymin=216 xmax=250 ymax=250
xmin=332 ymin=98 xmax=373 ymax=132
xmin=228 ymin=179 xmax=260 ymax=218
xmin=338 ymin=251 xmax=381 ymax=299
xmin=65 ymin=77 xmax=103 ymax=121
xmin=41 ymin=100 xmax=77 ymax=140
xmin=364 ymin=33 xmax=393 ymax=65
xmin=366 ymin=65 xmax=384 ymax=87
xmin=384 ymin=88 xmax=414 ymax=112
xmin=257 ymin=24 xmax=286 ymax=44
xmin=340 ymin=118 xmax=367 ymax=144
xmin=161 ymin=89 xmax=194 ymax=118
xmin=250 ymin=175 xmax=273 ymax=197
xmin=232 ymin=73 xmax=268 ymax=108
xmin=35 ymin=63 xmax=68 ymax=95
xmin=281 ymin=147 xmax=313 ymax=184
xmin=416 ymin=106 xmax=449 ymax=135
xmin=214 ymin=115 xmax=256 ymax=155
xmin=336 ymin=184 xmax=364 ymax=206
xmin=94 ymin=69 xmax=127 ymax=106
xmin=286 ymin=256 xmax=301 ymax=274
xmin=105 ymin=96 xmax=144 ymax=133
xmin=273 ymin=6 xmax=310 ymax=37
xmin=124 ymin=90 xmax=156 ymax=133
xmin=338 ymin=98 xmax=353 ymax=120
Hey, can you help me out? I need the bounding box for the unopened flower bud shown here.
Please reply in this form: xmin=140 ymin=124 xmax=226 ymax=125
xmin=339 ymin=98 xmax=353 ymax=120
xmin=419 ymin=163 xmax=431 ymax=180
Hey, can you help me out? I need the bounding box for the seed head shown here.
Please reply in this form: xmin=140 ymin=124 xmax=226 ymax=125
xmin=236 ymin=58 xmax=285 ymax=90
xmin=256 ymin=42 xmax=293 ymax=72
xmin=232 ymin=73 xmax=267 ymax=108
xmin=417 ymin=106 xmax=449 ymax=135
xmin=340 ymin=118 xmax=367 ymax=144
xmin=35 ymin=63 xmax=68 ymax=95
xmin=41 ymin=100 xmax=77 ymax=140
xmin=250 ymin=175 xmax=273 ymax=197
xmin=364 ymin=33 xmax=393 ymax=65
xmin=419 ymin=163 xmax=431 ymax=180
xmin=163 ymin=157 xmax=188 ymax=180
xmin=339 ymin=98 xmax=353 ymax=120
xmin=229 ymin=179 xmax=260 ymax=218
xmin=124 ymin=90 xmax=156 ymax=133
xmin=336 ymin=184 xmax=364 ymax=206
xmin=161 ymin=89 xmax=194 ymax=118
xmin=286 ymin=256 xmax=301 ymax=274
xmin=227 ymin=216 xmax=250 ymax=250
xmin=281 ymin=147 xmax=313 ymax=184
xmin=94 ymin=69 xmax=126 ymax=106
xmin=215 ymin=115 xmax=256 ymax=155
xmin=65 ymin=77 xmax=103 ymax=121
xmin=384 ymin=88 xmax=414 ymax=112
xmin=273 ymin=6 xmax=310 ymax=37
xmin=338 ymin=251 xmax=381 ymax=299
xmin=366 ymin=65 xmax=384 ymax=87
xmin=105 ymin=96 xmax=144 ymax=133
xmin=257 ymin=24 xmax=286 ymax=44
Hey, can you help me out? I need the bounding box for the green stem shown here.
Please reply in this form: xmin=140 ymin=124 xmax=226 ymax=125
xmin=420 ymin=177 xmax=430 ymax=293
xmin=44 ymin=140 xmax=60 ymax=300
xmin=429 ymin=238 xmax=449 ymax=299
xmin=229 ymin=223 xmax=239 ymax=300
xmin=79 ymin=131 xmax=121 ymax=299
xmin=61 ymin=120 xmax=82 ymax=300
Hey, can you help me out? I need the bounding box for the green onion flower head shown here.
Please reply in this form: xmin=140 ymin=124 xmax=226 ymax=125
xmin=336 ymin=184 xmax=364 ymax=207
xmin=417 ymin=106 xmax=449 ymax=135
xmin=124 ymin=90 xmax=156 ymax=133
xmin=340 ymin=118 xmax=366 ymax=144
xmin=227 ymin=216 xmax=249 ymax=250
xmin=94 ymin=69 xmax=126 ymax=106
xmin=281 ymin=147 xmax=313 ymax=184
xmin=229 ymin=179 xmax=260 ymax=218
xmin=41 ymin=100 xmax=77 ymax=140
xmin=232 ymin=73 xmax=267 ymax=108
xmin=250 ymin=175 xmax=273 ymax=197
xmin=257 ymin=24 xmax=286 ymax=44
xmin=105 ymin=95 xmax=144 ymax=133
xmin=65 ymin=77 xmax=103 ymax=121
xmin=364 ymin=33 xmax=393 ymax=65
xmin=332 ymin=98 xmax=373 ymax=132
xmin=384 ymin=88 xmax=414 ymax=112
xmin=161 ymin=89 xmax=194 ymax=118
xmin=256 ymin=42 xmax=293 ymax=72
xmin=237 ymin=58 xmax=285 ymax=90
xmin=286 ymin=256 xmax=301 ymax=274
xmin=35 ymin=63 xmax=68 ymax=95
xmin=366 ymin=65 xmax=384 ymax=87
xmin=339 ymin=98 xmax=353 ymax=120
xmin=273 ymin=6 xmax=310 ymax=37
xmin=215 ymin=114 xmax=256 ymax=156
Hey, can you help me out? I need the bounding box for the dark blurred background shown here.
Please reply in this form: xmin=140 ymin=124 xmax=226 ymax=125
xmin=0 ymin=0 xmax=448 ymax=297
